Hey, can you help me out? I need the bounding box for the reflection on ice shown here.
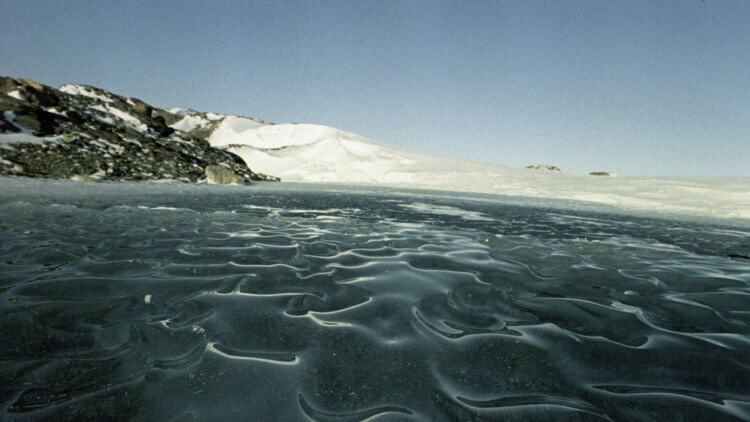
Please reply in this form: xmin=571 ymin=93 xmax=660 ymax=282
xmin=206 ymin=343 xmax=299 ymax=366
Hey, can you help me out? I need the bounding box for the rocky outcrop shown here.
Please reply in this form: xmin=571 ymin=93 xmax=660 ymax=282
xmin=0 ymin=76 xmax=279 ymax=183
xmin=589 ymin=172 xmax=610 ymax=176
xmin=526 ymin=165 xmax=560 ymax=172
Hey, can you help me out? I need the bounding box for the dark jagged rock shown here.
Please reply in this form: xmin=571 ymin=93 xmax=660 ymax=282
xmin=589 ymin=172 xmax=610 ymax=176
xmin=526 ymin=165 xmax=560 ymax=172
xmin=0 ymin=76 xmax=276 ymax=183
xmin=151 ymin=109 xmax=183 ymax=126
xmin=1 ymin=78 xmax=60 ymax=108
xmin=127 ymin=97 xmax=153 ymax=118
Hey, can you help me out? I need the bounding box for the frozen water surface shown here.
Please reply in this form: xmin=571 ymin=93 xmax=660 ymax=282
xmin=0 ymin=178 xmax=749 ymax=420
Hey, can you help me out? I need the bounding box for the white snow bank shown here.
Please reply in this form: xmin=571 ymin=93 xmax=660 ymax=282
xmin=220 ymin=122 xmax=750 ymax=220
xmin=207 ymin=116 xmax=276 ymax=147
xmin=171 ymin=114 xmax=213 ymax=133
xmin=59 ymin=84 xmax=113 ymax=103
xmin=90 ymin=104 xmax=148 ymax=132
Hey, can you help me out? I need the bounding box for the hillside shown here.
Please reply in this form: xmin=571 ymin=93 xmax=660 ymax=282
xmin=0 ymin=77 xmax=276 ymax=183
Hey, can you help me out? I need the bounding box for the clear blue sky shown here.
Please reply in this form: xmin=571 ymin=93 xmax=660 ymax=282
xmin=1 ymin=0 xmax=748 ymax=176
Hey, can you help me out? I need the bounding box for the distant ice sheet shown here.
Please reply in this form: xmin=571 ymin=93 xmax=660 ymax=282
xmin=210 ymin=122 xmax=748 ymax=220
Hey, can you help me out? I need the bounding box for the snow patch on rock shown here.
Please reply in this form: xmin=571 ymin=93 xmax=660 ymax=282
xmin=59 ymin=84 xmax=114 ymax=103
xmin=90 ymin=104 xmax=148 ymax=132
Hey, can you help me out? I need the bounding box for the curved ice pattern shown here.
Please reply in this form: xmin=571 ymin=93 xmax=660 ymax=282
xmin=298 ymin=394 xmax=414 ymax=421
xmin=412 ymin=284 xmax=535 ymax=340
xmin=1 ymin=179 xmax=749 ymax=419
xmin=456 ymin=394 xmax=612 ymax=420
xmin=206 ymin=342 xmax=299 ymax=365
xmin=591 ymin=385 xmax=750 ymax=420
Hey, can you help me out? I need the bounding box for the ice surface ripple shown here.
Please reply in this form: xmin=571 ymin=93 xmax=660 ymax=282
xmin=0 ymin=179 xmax=749 ymax=420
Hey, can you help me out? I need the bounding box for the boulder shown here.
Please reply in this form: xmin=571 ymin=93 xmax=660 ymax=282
xmin=15 ymin=79 xmax=60 ymax=107
xmin=70 ymin=174 xmax=95 ymax=182
xmin=0 ymin=77 xmax=22 ymax=94
xmin=205 ymin=165 xmax=245 ymax=185
xmin=152 ymin=115 xmax=175 ymax=137
xmin=128 ymin=98 xmax=153 ymax=118
xmin=152 ymin=109 xmax=182 ymax=126
xmin=0 ymin=118 xmax=18 ymax=133
xmin=18 ymin=79 xmax=45 ymax=92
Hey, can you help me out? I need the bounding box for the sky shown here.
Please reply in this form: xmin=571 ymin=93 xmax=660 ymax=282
xmin=1 ymin=0 xmax=748 ymax=176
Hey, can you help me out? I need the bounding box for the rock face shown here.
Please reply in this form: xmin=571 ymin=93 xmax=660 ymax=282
xmin=589 ymin=172 xmax=610 ymax=177
xmin=205 ymin=165 xmax=244 ymax=185
xmin=526 ymin=165 xmax=561 ymax=172
xmin=0 ymin=76 xmax=279 ymax=183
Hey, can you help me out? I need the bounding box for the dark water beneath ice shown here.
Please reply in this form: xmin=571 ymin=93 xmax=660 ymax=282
xmin=1 ymin=178 xmax=749 ymax=421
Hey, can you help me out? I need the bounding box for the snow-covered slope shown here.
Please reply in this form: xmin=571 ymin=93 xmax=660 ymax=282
xmin=167 ymin=115 xmax=750 ymax=220
xmin=207 ymin=119 xmax=437 ymax=184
